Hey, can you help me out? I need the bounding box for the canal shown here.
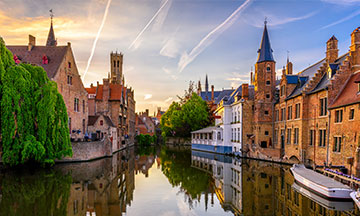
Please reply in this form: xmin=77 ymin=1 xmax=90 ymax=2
xmin=0 ymin=145 xmax=358 ymax=216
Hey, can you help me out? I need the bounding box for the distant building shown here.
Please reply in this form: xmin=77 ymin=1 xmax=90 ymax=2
xmin=135 ymin=109 xmax=155 ymax=136
xmin=7 ymin=16 xmax=88 ymax=140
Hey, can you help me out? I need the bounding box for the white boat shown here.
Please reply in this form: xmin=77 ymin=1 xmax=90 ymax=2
xmin=350 ymin=191 xmax=360 ymax=209
xmin=290 ymin=164 xmax=353 ymax=200
xmin=292 ymin=183 xmax=354 ymax=211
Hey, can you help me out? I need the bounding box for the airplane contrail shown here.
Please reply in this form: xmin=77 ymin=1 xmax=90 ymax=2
xmin=128 ymin=0 xmax=171 ymax=50
xmin=82 ymin=0 xmax=112 ymax=80
xmin=178 ymin=0 xmax=252 ymax=73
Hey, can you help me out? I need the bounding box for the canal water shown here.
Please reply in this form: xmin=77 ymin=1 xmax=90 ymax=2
xmin=0 ymin=145 xmax=359 ymax=216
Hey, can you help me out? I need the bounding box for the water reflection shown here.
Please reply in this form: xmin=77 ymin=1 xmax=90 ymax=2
xmin=0 ymin=146 xmax=359 ymax=216
xmin=191 ymin=150 xmax=359 ymax=216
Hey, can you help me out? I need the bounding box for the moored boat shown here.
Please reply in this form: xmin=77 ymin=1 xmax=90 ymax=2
xmin=290 ymin=164 xmax=353 ymax=200
xmin=350 ymin=191 xmax=360 ymax=209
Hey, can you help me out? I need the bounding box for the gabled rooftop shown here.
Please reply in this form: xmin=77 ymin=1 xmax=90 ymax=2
xmin=257 ymin=22 xmax=275 ymax=63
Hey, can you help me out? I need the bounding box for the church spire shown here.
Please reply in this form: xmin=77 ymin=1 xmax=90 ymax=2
xmin=257 ymin=19 xmax=274 ymax=63
xmin=205 ymin=74 xmax=209 ymax=93
xmin=46 ymin=9 xmax=57 ymax=46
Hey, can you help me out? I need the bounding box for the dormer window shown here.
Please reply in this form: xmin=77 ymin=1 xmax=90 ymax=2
xmin=42 ymin=55 xmax=49 ymax=65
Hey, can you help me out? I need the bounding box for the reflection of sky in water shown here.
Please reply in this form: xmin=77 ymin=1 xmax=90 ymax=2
xmin=126 ymin=159 xmax=232 ymax=216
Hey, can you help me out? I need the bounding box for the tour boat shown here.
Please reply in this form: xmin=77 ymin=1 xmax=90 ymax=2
xmin=290 ymin=164 xmax=353 ymax=200
xmin=350 ymin=191 xmax=360 ymax=209
xmin=292 ymin=183 xmax=354 ymax=211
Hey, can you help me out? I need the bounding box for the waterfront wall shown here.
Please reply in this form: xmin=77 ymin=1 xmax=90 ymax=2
xmin=165 ymin=137 xmax=191 ymax=145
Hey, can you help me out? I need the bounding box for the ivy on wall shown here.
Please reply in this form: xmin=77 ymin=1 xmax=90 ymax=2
xmin=0 ymin=37 xmax=72 ymax=166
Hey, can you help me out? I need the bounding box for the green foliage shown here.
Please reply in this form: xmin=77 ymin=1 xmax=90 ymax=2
xmin=0 ymin=37 xmax=72 ymax=166
xmin=0 ymin=169 xmax=72 ymax=216
xmin=160 ymin=93 xmax=210 ymax=137
xmin=136 ymin=134 xmax=157 ymax=147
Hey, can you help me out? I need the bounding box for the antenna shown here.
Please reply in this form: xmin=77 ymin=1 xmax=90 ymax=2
xmin=287 ymin=50 xmax=290 ymax=64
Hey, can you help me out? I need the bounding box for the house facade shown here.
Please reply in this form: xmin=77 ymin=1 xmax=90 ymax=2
xmin=7 ymin=18 xmax=88 ymax=140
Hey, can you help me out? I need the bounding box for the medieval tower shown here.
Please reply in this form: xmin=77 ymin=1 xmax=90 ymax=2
xmin=253 ymin=21 xmax=276 ymax=148
xmin=110 ymin=52 xmax=123 ymax=84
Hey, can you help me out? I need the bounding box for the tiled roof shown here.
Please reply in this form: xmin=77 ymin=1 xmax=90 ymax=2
xmin=286 ymin=75 xmax=299 ymax=84
xmin=223 ymin=84 xmax=255 ymax=105
xmin=257 ymin=24 xmax=275 ymax=63
xmin=95 ymin=85 xmax=103 ymax=100
xmin=109 ymin=84 xmax=122 ymax=100
xmin=330 ymin=73 xmax=360 ymax=109
xmin=7 ymin=45 xmax=68 ymax=79
xmin=88 ymin=115 xmax=100 ymax=126
xmin=103 ymin=115 xmax=115 ymax=127
xmin=213 ymin=89 xmax=234 ymax=104
xmin=85 ymin=86 xmax=97 ymax=94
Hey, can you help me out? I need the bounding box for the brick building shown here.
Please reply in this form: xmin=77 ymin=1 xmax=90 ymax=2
xmin=135 ymin=110 xmax=155 ymax=136
xmin=85 ymin=52 xmax=136 ymax=149
xmin=7 ymin=17 xmax=88 ymax=140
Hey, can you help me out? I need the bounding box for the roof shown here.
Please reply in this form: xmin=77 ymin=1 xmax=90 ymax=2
xmin=88 ymin=115 xmax=115 ymax=127
xmin=85 ymin=86 xmax=97 ymax=94
xmin=46 ymin=21 xmax=57 ymax=46
xmin=7 ymin=45 xmax=68 ymax=79
xmin=330 ymin=72 xmax=360 ymax=109
xmin=257 ymin=23 xmax=275 ymax=63
xmin=191 ymin=126 xmax=218 ymax=133
xmin=223 ymin=84 xmax=255 ymax=105
xmin=286 ymin=75 xmax=299 ymax=84
xmin=213 ymin=89 xmax=234 ymax=104
xmin=94 ymin=83 xmax=123 ymax=101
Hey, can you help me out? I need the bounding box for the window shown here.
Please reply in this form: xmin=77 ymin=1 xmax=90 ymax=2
xmin=117 ymin=60 xmax=120 ymax=67
xmin=266 ymin=94 xmax=270 ymax=99
xmin=266 ymin=80 xmax=271 ymax=85
xmin=82 ymin=100 xmax=85 ymax=113
xmin=286 ymin=183 xmax=292 ymax=200
xmin=294 ymin=191 xmax=299 ymax=206
xmin=68 ymin=62 xmax=71 ymax=68
xmin=238 ymin=128 xmax=240 ymax=141
xmin=82 ymin=119 xmax=85 ymax=134
xmin=69 ymin=117 xmax=71 ymax=133
xmin=274 ymin=129 xmax=278 ymax=145
xmin=261 ymin=141 xmax=267 ymax=148
xmin=265 ymin=131 xmax=269 ymax=136
xmin=217 ymin=132 xmax=221 ymax=140
xmin=281 ymin=108 xmax=286 ymax=121
xmin=275 ymin=110 xmax=279 ymax=121
xmin=267 ymin=66 xmax=271 ymax=72
xmin=333 ymin=136 xmax=342 ymax=152
xmin=265 ymin=110 xmax=269 ymax=115
xmin=100 ymin=120 xmax=103 ymax=126
xmin=113 ymin=60 xmax=116 ymax=67
xmin=349 ymin=109 xmax=355 ymax=120
xmin=310 ymin=130 xmax=315 ymax=146
xmin=281 ymin=85 xmax=285 ymax=96
xmin=295 ymin=103 xmax=301 ymax=119
xmin=287 ymin=106 xmax=292 ymax=120
xmin=287 ymin=129 xmax=292 ymax=144
xmin=294 ymin=128 xmax=299 ymax=145
xmin=335 ymin=110 xmax=343 ymax=123
xmin=358 ymin=83 xmax=360 ymax=92
xmin=319 ymin=129 xmax=326 ymax=147
xmin=74 ymin=98 xmax=79 ymax=112
xmin=320 ymin=98 xmax=327 ymax=116
xmin=67 ymin=75 xmax=72 ymax=85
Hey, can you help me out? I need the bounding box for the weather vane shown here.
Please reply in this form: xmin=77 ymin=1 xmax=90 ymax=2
xmin=264 ymin=17 xmax=267 ymax=25
xmin=49 ymin=9 xmax=54 ymax=20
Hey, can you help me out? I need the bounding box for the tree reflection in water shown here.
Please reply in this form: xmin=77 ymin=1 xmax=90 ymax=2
xmin=0 ymin=169 xmax=71 ymax=216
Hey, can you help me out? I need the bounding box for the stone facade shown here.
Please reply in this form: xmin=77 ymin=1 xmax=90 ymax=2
xmin=126 ymin=88 xmax=136 ymax=143
xmin=135 ymin=110 xmax=155 ymax=136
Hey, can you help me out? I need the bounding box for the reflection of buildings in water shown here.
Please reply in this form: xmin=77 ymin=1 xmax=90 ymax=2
xmin=135 ymin=155 xmax=155 ymax=178
xmin=191 ymin=150 xmax=359 ymax=216
xmin=191 ymin=151 xmax=242 ymax=215
xmin=62 ymin=148 xmax=135 ymax=216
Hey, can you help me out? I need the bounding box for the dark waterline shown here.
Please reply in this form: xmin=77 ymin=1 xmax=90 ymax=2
xmin=0 ymin=145 xmax=358 ymax=216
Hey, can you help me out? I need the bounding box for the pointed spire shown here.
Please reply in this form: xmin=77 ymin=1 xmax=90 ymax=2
xmin=205 ymin=74 xmax=209 ymax=93
xmin=257 ymin=19 xmax=274 ymax=63
xmin=46 ymin=9 xmax=57 ymax=46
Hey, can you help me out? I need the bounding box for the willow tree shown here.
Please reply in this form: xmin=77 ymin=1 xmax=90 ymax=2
xmin=0 ymin=37 xmax=72 ymax=166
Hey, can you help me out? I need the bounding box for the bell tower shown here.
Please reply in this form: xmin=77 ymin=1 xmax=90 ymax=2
xmin=253 ymin=20 xmax=276 ymax=148
xmin=110 ymin=51 xmax=123 ymax=84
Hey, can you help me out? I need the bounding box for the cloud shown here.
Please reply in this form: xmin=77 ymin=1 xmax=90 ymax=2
xmin=144 ymin=94 xmax=153 ymax=100
xmin=244 ymin=11 xmax=317 ymax=28
xmin=162 ymin=67 xmax=178 ymax=80
xmin=152 ymin=0 xmax=173 ymax=32
xmin=128 ymin=0 xmax=172 ymax=50
xmin=160 ymin=37 xmax=180 ymax=58
xmin=177 ymin=0 xmax=253 ymax=73
xmin=320 ymin=9 xmax=360 ymax=30
xmin=82 ymin=0 xmax=112 ymax=80
xmin=321 ymin=0 xmax=360 ymax=5
xmin=164 ymin=97 xmax=173 ymax=102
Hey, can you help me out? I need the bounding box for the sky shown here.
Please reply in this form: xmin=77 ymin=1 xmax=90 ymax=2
xmin=1 ymin=0 xmax=360 ymax=114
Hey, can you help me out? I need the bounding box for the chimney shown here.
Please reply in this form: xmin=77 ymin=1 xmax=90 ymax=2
xmin=282 ymin=66 xmax=286 ymax=76
xmin=242 ymin=84 xmax=249 ymax=99
xmin=326 ymin=35 xmax=338 ymax=64
xmin=28 ymin=35 xmax=36 ymax=51
xmin=97 ymin=81 xmax=99 ymax=86
xmin=90 ymin=83 xmax=93 ymax=88
xmin=145 ymin=109 xmax=149 ymax=116
xmin=350 ymin=27 xmax=360 ymax=73
xmin=211 ymin=85 xmax=214 ymax=101
xmin=286 ymin=61 xmax=293 ymax=74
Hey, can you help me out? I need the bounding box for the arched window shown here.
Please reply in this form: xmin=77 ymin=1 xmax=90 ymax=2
xmin=117 ymin=60 xmax=120 ymax=67
xmin=266 ymin=66 xmax=271 ymax=72
xmin=100 ymin=120 xmax=104 ymax=126
xmin=113 ymin=60 xmax=116 ymax=67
